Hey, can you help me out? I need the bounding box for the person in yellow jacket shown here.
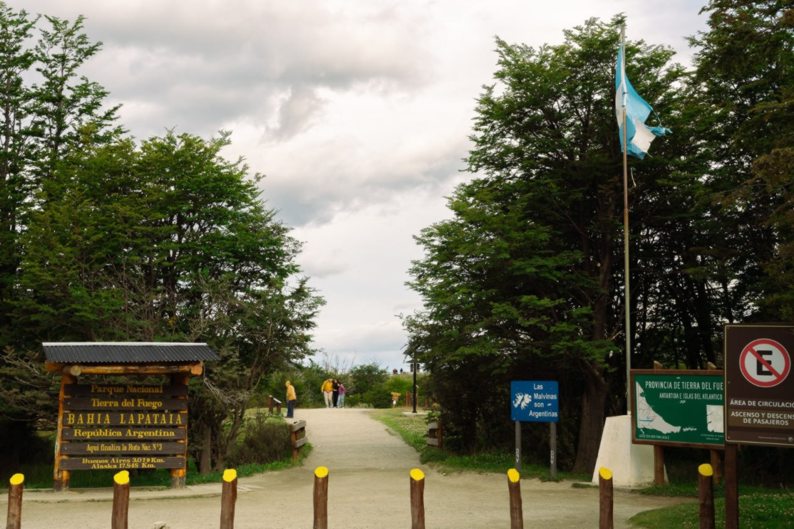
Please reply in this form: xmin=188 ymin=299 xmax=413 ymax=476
xmin=285 ymin=380 xmax=297 ymax=418
xmin=321 ymin=378 xmax=334 ymax=408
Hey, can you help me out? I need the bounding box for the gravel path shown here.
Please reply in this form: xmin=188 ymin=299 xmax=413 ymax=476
xmin=2 ymin=408 xmax=689 ymax=528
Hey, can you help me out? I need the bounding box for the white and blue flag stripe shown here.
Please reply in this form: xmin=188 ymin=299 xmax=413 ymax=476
xmin=615 ymin=45 xmax=670 ymax=159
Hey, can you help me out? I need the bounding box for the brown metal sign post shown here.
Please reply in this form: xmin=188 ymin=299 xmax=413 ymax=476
xmin=724 ymin=324 xmax=794 ymax=529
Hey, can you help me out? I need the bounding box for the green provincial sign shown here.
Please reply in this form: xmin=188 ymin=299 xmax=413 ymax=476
xmin=631 ymin=370 xmax=724 ymax=448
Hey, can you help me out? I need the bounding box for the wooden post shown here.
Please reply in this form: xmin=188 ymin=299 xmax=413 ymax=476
xmin=514 ymin=421 xmax=521 ymax=472
xmin=724 ymin=444 xmax=739 ymax=529
xmin=220 ymin=469 xmax=237 ymax=529
xmin=111 ymin=471 xmax=130 ymax=529
xmin=652 ymin=361 xmax=665 ymax=485
xmin=313 ymin=466 xmax=329 ymax=529
xmin=170 ymin=372 xmax=190 ymax=488
xmin=409 ymin=468 xmax=425 ymax=529
xmin=698 ymin=463 xmax=715 ymax=529
xmin=549 ymin=422 xmax=557 ymax=480
xmin=599 ymin=467 xmax=614 ymax=529
xmin=291 ymin=420 xmax=307 ymax=461
xmin=6 ymin=473 xmax=24 ymax=529
xmin=54 ymin=373 xmax=76 ymax=491
xmin=654 ymin=445 xmax=665 ymax=485
xmin=709 ymin=450 xmax=722 ymax=485
xmin=507 ymin=468 xmax=523 ymax=529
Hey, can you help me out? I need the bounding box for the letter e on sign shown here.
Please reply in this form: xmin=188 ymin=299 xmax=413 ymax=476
xmin=739 ymin=339 xmax=791 ymax=388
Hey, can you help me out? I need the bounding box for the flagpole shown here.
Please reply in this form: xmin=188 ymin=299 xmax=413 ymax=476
xmin=620 ymin=25 xmax=631 ymax=415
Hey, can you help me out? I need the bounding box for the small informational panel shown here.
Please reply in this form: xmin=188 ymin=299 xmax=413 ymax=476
xmin=510 ymin=380 xmax=559 ymax=422
xmin=631 ymin=370 xmax=724 ymax=448
xmin=59 ymin=383 xmax=188 ymax=470
xmin=725 ymin=324 xmax=794 ymax=447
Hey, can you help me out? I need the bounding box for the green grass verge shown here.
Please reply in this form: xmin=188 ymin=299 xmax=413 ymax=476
xmin=630 ymin=491 xmax=794 ymax=529
xmin=370 ymin=408 xmax=587 ymax=481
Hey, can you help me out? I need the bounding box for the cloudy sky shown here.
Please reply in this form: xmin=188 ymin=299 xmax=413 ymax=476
xmin=11 ymin=0 xmax=708 ymax=370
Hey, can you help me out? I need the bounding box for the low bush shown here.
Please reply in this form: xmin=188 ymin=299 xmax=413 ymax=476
xmin=226 ymin=414 xmax=292 ymax=467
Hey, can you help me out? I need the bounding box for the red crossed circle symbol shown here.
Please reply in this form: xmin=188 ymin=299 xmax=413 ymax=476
xmin=739 ymin=338 xmax=791 ymax=388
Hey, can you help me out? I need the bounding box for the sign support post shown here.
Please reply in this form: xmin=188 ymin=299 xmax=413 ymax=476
xmin=724 ymin=324 xmax=794 ymax=529
xmin=514 ymin=421 xmax=521 ymax=472
xmin=549 ymin=422 xmax=557 ymax=480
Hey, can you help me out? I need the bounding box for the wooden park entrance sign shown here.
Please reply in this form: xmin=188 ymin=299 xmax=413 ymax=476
xmin=43 ymin=342 xmax=219 ymax=490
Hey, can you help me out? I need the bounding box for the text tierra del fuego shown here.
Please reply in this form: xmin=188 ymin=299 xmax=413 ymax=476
xmin=59 ymin=384 xmax=188 ymax=471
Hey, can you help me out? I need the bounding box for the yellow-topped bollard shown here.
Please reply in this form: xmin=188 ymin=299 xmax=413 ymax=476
xmin=598 ymin=467 xmax=613 ymax=529
xmin=410 ymin=468 xmax=426 ymax=529
xmin=220 ymin=468 xmax=238 ymax=529
xmin=507 ymin=468 xmax=523 ymax=529
xmin=111 ymin=470 xmax=130 ymax=529
xmin=314 ymin=466 xmax=330 ymax=529
xmin=698 ymin=462 xmax=716 ymax=529
xmin=7 ymin=472 xmax=24 ymax=529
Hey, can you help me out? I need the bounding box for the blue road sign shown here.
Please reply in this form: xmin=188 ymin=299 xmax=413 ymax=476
xmin=511 ymin=380 xmax=559 ymax=422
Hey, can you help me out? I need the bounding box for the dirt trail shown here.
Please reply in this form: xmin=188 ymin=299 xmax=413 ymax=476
xmin=1 ymin=408 xmax=689 ymax=528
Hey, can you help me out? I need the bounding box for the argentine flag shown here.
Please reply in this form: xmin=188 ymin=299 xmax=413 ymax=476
xmin=615 ymin=45 xmax=670 ymax=159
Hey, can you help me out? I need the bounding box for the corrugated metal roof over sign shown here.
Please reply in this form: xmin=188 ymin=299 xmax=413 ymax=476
xmin=42 ymin=342 xmax=219 ymax=364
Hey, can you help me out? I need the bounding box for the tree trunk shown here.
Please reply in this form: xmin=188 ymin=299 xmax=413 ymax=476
xmin=199 ymin=426 xmax=212 ymax=475
xmin=572 ymin=362 xmax=608 ymax=474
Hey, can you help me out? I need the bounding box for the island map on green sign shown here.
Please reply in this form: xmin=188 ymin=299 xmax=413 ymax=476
xmin=632 ymin=371 xmax=724 ymax=447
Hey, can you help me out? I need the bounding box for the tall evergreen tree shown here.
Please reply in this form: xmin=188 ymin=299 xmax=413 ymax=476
xmin=407 ymin=17 xmax=690 ymax=472
xmin=0 ymin=3 xmax=120 ymax=349
xmin=691 ymin=0 xmax=794 ymax=321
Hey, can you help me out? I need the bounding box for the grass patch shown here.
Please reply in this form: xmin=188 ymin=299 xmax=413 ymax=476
xmin=630 ymin=492 xmax=794 ymax=529
xmin=370 ymin=408 xmax=587 ymax=481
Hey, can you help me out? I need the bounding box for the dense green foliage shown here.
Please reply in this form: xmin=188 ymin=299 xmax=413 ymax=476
xmin=406 ymin=3 xmax=793 ymax=476
xmin=0 ymin=2 xmax=323 ymax=475
xmin=257 ymin=363 xmax=426 ymax=410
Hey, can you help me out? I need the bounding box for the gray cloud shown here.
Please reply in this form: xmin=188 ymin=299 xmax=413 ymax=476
xmin=42 ymin=1 xmax=433 ymax=141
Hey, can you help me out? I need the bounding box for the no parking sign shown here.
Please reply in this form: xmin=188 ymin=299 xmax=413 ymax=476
xmin=725 ymin=325 xmax=794 ymax=447
xmin=738 ymin=338 xmax=790 ymax=388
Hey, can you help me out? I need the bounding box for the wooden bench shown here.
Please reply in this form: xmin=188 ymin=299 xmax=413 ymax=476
xmin=290 ymin=420 xmax=307 ymax=461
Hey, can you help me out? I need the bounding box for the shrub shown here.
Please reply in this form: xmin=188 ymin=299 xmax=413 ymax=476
xmin=226 ymin=414 xmax=291 ymax=467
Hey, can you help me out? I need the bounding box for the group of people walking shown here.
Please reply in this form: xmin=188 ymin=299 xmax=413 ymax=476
xmin=321 ymin=378 xmax=346 ymax=408
xmin=283 ymin=377 xmax=347 ymax=419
